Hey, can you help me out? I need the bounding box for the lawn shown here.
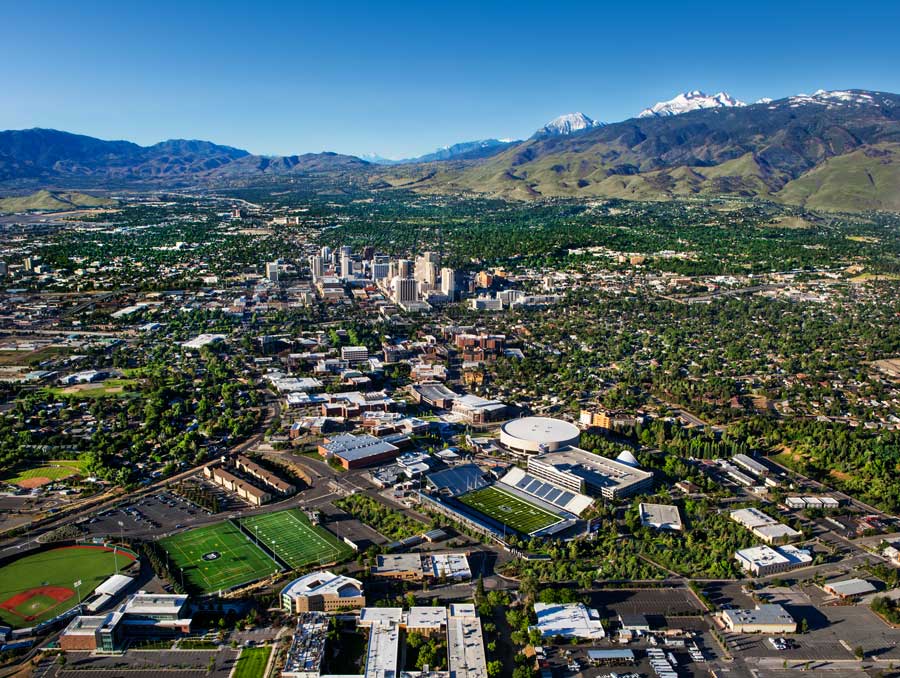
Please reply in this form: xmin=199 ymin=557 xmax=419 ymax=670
xmin=233 ymin=646 xmax=271 ymax=678
xmin=44 ymin=378 xmax=138 ymax=399
xmin=459 ymin=485 xmax=561 ymax=535
xmin=158 ymin=522 xmax=279 ymax=594
xmin=2 ymin=460 xmax=87 ymax=487
xmin=0 ymin=545 xmax=134 ymax=628
xmin=239 ymin=509 xmax=353 ymax=570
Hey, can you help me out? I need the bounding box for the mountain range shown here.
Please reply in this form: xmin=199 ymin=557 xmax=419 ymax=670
xmin=1 ymin=89 xmax=898 ymax=212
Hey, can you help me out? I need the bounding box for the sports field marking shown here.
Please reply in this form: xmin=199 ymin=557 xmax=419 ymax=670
xmin=459 ymin=485 xmax=562 ymax=534
xmin=159 ymin=522 xmax=279 ymax=594
xmin=239 ymin=509 xmax=351 ymax=569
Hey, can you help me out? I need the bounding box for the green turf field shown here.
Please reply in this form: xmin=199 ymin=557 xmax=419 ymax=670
xmin=233 ymin=646 xmax=271 ymax=678
xmin=459 ymin=485 xmax=561 ymax=534
xmin=239 ymin=509 xmax=352 ymax=570
xmin=0 ymin=545 xmax=132 ymax=628
xmin=159 ymin=522 xmax=279 ymax=594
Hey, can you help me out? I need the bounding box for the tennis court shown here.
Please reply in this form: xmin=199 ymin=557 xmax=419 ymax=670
xmin=159 ymin=522 xmax=279 ymax=594
xmin=239 ymin=509 xmax=352 ymax=570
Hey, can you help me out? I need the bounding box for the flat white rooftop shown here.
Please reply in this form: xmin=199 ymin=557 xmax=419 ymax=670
xmin=639 ymin=503 xmax=683 ymax=530
xmin=531 ymin=602 xmax=605 ymax=640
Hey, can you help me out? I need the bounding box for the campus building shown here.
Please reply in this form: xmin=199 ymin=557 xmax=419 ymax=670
xmin=730 ymin=507 xmax=801 ymax=545
xmin=60 ymin=593 xmax=191 ymax=652
xmin=280 ymin=571 xmax=365 ymax=614
xmin=318 ymin=433 xmax=401 ymax=469
xmin=526 ymin=447 xmax=653 ymax=500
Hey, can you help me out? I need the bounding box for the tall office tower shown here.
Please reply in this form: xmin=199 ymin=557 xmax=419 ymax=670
xmin=393 ymin=276 xmax=419 ymax=303
xmin=362 ymin=246 xmax=375 ymax=261
xmin=440 ymin=267 xmax=458 ymax=297
xmin=372 ymin=261 xmax=390 ymax=281
xmin=309 ymin=255 xmax=324 ymax=280
xmin=340 ymin=245 xmax=353 ymax=258
xmin=340 ymin=255 xmax=353 ymax=279
xmin=265 ymin=261 xmax=280 ymax=282
xmin=320 ymin=246 xmax=331 ymax=261
xmin=0 ymin=261 xmax=7 ymax=277
xmin=397 ymin=259 xmax=413 ymax=278
xmin=388 ymin=260 xmax=399 ymax=281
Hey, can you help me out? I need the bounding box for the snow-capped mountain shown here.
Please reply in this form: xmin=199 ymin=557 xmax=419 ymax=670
xmin=785 ymin=89 xmax=891 ymax=108
xmin=638 ymin=90 xmax=746 ymax=118
xmin=534 ymin=112 xmax=604 ymax=137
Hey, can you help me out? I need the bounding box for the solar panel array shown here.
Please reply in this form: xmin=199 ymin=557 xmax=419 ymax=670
xmin=514 ymin=473 xmax=575 ymax=509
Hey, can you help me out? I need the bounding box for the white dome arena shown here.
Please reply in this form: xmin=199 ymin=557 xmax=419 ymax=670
xmin=499 ymin=416 xmax=581 ymax=454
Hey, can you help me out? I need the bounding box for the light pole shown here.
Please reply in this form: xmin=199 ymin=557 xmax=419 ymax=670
xmin=74 ymin=579 xmax=83 ymax=608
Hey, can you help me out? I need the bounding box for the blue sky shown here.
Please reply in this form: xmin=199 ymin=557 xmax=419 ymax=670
xmin=2 ymin=1 xmax=899 ymax=158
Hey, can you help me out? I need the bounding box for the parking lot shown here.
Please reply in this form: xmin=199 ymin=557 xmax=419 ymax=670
xmin=84 ymin=491 xmax=210 ymax=540
xmin=590 ymin=587 xmax=705 ymax=619
xmin=35 ymin=648 xmax=240 ymax=678
xmin=722 ymin=585 xmax=900 ymax=664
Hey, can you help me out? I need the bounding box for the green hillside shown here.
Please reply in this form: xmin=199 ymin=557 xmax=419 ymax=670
xmin=777 ymin=144 xmax=900 ymax=212
xmin=0 ymin=189 xmax=115 ymax=213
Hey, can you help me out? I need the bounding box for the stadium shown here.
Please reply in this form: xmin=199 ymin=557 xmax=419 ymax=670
xmin=419 ymin=420 xmax=653 ymax=543
xmin=421 ymin=463 xmax=589 ymax=542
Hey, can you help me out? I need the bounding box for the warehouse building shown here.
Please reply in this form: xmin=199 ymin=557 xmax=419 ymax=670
xmin=735 ymin=544 xmax=813 ymax=576
xmin=531 ymin=602 xmax=605 ymax=640
xmin=730 ymin=507 xmax=801 ymax=545
xmin=721 ymin=604 xmax=796 ymax=634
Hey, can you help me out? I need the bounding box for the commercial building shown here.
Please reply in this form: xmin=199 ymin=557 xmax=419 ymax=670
xmin=531 ymin=602 xmax=606 ymax=640
xmin=721 ymin=604 xmax=796 ymax=634
xmin=280 ymin=571 xmax=365 ymax=614
xmin=60 ymin=593 xmax=191 ymax=652
xmin=266 ymin=261 xmax=280 ymax=282
xmin=734 ymin=544 xmax=813 ymax=577
xmin=639 ymin=503 xmax=683 ymax=531
xmin=730 ymin=507 xmax=801 ymax=545
xmin=340 ymin=346 xmax=369 ymax=363
xmin=499 ymin=417 xmax=581 ymax=455
xmin=822 ymin=578 xmax=876 ymax=599
xmin=318 ymin=433 xmax=400 ymax=469
xmin=732 ymin=453 xmax=770 ymax=477
xmin=785 ymin=496 xmax=841 ymax=510
xmin=527 ymin=447 xmax=654 ymax=500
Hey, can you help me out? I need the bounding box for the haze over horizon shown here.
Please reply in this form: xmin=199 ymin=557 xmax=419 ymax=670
xmin=2 ymin=0 xmax=900 ymax=159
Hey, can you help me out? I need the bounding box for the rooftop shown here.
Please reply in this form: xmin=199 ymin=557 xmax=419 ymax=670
xmin=531 ymin=602 xmax=605 ymax=640
xmin=722 ymin=604 xmax=794 ymax=627
xmin=501 ymin=416 xmax=580 ymax=444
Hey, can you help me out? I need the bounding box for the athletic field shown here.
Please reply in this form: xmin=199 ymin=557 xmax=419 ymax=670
xmin=239 ymin=509 xmax=352 ymax=570
xmin=459 ymin=485 xmax=561 ymax=534
xmin=159 ymin=522 xmax=279 ymax=594
xmin=0 ymin=545 xmax=133 ymax=628
xmin=2 ymin=460 xmax=87 ymax=488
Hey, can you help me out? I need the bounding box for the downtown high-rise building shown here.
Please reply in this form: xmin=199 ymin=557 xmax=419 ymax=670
xmin=309 ymin=255 xmax=324 ymax=280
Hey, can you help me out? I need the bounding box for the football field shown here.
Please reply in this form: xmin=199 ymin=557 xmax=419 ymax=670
xmin=239 ymin=509 xmax=352 ymax=570
xmin=159 ymin=522 xmax=279 ymax=594
xmin=459 ymin=485 xmax=561 ymax=534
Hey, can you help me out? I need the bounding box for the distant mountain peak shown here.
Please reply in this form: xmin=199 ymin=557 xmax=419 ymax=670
xmin=534 ymin=112 xmax=604 ymax=137
xmin=638 ymin=90 xmax=746 ymax=118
